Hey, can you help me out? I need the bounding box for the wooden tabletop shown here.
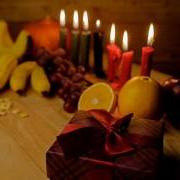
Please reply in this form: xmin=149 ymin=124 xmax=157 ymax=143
xmin=0 ymin=65 xmax=179 ymax=180
xmin=0 ymin=90 xmax=72 ymax=180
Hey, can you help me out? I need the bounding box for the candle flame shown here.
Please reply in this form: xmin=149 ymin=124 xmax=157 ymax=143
xmin=73 ymin=10 xmax=79 ymax=29
xmin=60 ymin=9 xmax=66 ymax=27
xmin=147 ymin=23 xmax=154 ymax=46
xmin=122 ymin=30 xmax=128 ymax=51
xmin=110 ymin=23 xmax=115 ymax=44
xmin=83 ymin=10 xmax=89 ymax=30
xmin=96 ymin=19 xmax=101 ymax=29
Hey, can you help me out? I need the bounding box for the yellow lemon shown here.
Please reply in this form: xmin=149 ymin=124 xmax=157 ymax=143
xmin=118 ymin=76 xmax=163 ymax=119
xmin=78 ymin=82 xmax=116 ymax=112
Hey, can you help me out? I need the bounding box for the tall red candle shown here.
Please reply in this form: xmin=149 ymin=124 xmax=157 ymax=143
xmin=117 ymin=31 xmax=134 ymax=89
xmin=106 ymin=24 xmax=121 ymax=82
xmin=140 ymin=23 xmax=155 ymax=76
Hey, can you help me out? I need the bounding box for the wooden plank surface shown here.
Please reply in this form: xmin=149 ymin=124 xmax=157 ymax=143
xmin=0 ymin=65 xmax=179 ymax=180
xmin=0 ymin=90 xmax=72 ymax=179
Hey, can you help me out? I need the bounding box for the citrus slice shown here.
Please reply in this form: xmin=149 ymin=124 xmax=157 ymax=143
xmin=78 ymin=82 xmax=116 ymax=112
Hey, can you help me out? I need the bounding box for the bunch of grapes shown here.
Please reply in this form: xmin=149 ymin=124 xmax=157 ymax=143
xmin=35 ymin=47 xmax=89 ymax=113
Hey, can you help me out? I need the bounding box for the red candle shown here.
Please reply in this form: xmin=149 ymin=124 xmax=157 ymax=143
xmin=116 ymin=31 xmax=134 ymax=89
xmin=106 ymin=24 xmax=121 ymax=82
xmin=140 ymin=23 xmax=155 ymax=76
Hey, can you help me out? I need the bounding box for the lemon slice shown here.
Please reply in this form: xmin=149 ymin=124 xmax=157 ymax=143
xmin=78 ymin=82 xmax=116 ymax=112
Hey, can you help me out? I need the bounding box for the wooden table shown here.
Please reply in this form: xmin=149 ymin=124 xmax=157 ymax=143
xmin=0 ymin=65 xmax=179 ymax=180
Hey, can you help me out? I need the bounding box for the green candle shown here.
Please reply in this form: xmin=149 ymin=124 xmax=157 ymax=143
xmin=60 ymin=28 xmax=67 ymax=49
xmin=71 ymin=30 xmax=80 ymax=65
xmin=59 ymin=9 xmax=67 ymax=49
xmin=79 ymin=11 xmax=91 ymax=70
xmin=71 ymin=10 xmax=80 ymax=66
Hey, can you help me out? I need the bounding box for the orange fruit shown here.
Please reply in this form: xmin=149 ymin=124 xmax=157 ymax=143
xmin=78 ymin=82 xmax=116 ymax=112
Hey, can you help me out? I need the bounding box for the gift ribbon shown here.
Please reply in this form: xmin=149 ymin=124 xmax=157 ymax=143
xmin=59 ymin=109 xmax=135 ymax=156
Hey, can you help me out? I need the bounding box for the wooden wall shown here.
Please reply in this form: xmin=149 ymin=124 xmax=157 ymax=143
xmin=0 ymin=0 xmax=180 ymax=76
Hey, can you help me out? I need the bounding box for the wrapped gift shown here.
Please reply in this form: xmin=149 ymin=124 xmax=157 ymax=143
xmin=46 ymin=110 xmax=164 ymax=180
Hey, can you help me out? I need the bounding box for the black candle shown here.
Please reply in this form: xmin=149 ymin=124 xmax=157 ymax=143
xmin=79 ymin=11 xmax=91 ymax=70
xmin=93 ymin=19 xmax=105 ymax=77
xmin=71 ymin=10 xmax=80 ymax=66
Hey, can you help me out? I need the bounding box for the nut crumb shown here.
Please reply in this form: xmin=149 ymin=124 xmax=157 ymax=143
xmin=11 ymin=109 xmax=21 ymax=114
xmin=0 ymin=110 xmax=7 ymax=116
xmin=0 ymin=98 xmax=12 ymax=116
xmin=19 ymin=112 xmax=29 ymax=118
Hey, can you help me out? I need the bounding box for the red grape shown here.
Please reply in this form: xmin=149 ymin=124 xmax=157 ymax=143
xmin=77 ymin=66 xmax=86 ymax=74
xmin=53 ymin=57 xmax=64 ymax=66
xmin=52 ymin=48 xmax=66 ymax=58
xmin=63 ymin=100 xmax=76 ymax=113
xmin=57 ymin=88 xmax=64 ymax=98
xmin=72 ymin=73 xmax=84 ymax=82
xmin=57 ymin=64 xmax=66 ymax=75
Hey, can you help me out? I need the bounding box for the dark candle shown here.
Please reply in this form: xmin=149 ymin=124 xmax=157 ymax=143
xmin=117 ymin=31 xmax=134 ymax=89
xmin=79 ymin=11 xmax=91 ymax=70
xmin=59 ymin=9 xmax=67 ymax=49
xmin=71 ymin=10 xmax=80 ymax=66
xmin=106 ymin=24 xmax=121 ymax=82
xmin=140 ymin=23 xmax=155 ymax=76
xmin=93 ymin=19 xmax=105 ymax=77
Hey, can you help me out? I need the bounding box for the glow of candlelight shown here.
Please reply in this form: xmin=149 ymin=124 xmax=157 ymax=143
xmin=60 ymin=9 xmax=66 ymax=27
xmin=83 ymin=11 xmax=89 ymax=30
xmin=147 ymin=23 xmax=154 ymax=46
xmin=122 ymin=30 xmax=128 ymax=51
xmin=110 ymin=23 xmax=115 ymax=44
xmin=96 ymin=19 xmax=101 ymax=29
xmin=73 ymin=10 xmax=79 ymax=29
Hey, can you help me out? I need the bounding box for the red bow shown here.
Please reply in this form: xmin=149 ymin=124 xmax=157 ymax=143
xmin=58 ymin=110 xmax=134 ymax=158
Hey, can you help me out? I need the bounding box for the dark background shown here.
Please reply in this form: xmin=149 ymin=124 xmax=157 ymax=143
xmin=0 ymin=0 xmax=180 ymax=76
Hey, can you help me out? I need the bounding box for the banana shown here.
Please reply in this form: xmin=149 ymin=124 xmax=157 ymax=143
xmin=10 ymin=61 xmax=37 ymax=93
xmin=0 ymin=54 xmax=17 ymax=89
xmin=31 ymin=65 xmax=50 ymax=95
xmin=12 ymin=30 xmax=30 ymax=59
xmin=0 ymin=21 xmax=13 ymax=48
xmin=0 ymin=24 xmax=30 ymax=59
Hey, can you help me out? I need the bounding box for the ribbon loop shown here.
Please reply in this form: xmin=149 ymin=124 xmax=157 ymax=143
xmin=58 ymin=110 xmax=134 ymax=158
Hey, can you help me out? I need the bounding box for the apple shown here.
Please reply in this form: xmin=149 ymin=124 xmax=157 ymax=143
xmin=163 ymin=78 xmax=180 ymax=127
xmin=118 ymin=76 xmax=163 ymax=120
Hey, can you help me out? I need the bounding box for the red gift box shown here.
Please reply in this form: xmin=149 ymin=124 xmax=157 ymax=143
xmin=46 ymin=110 xmax=164 ymax=180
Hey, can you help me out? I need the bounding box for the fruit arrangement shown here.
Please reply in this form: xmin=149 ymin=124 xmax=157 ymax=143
xmin=0 ymin=19 xmax=179 ymax=124
xmin=0 ymin=20 xmax=89 ymax=113
xmin=34 ymin=47 xmax=90 ymax=113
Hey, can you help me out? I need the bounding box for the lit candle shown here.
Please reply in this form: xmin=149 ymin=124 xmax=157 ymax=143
xmin=79 ymin=10 xmax=91 ymax=69
xmin=140 ymin=23 xmax=155 ymax=76
xmin=71 ymin=10 xmax=80 ymax=65
xmin=93 ymin=19 xmax=105 ymax=77
xmin=59 ymin=9 xmax=67 ymax=49
xmin=106 ymin=23 xmax=121 ymax=82
xmin=117 ymin=30 xmax=134 ymax=89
